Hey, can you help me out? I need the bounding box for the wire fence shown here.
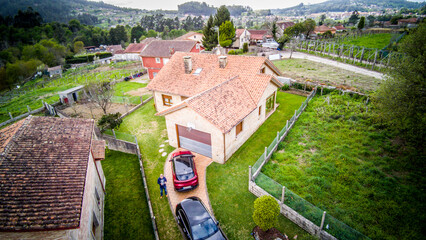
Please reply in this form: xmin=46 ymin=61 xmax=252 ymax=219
xmin=103 ymin=129 xmax=137 ymax=143
xmin=250 ymin=88 xmax=371 ymax=240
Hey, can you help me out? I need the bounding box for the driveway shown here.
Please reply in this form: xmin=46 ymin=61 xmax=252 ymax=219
xmin=164 ymin=149 xmax=214 ymax=214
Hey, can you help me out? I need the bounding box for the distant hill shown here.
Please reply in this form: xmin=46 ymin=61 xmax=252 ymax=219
xmin=272 ymin=0 xmax=425 ymax=16
xmin=0 ymin=0 xmax=129 ymax=23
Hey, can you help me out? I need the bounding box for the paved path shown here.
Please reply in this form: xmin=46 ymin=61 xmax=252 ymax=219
xmin=279 ymin=51 xmax=385 ymax=80
xmin=164 ymin=149 xmax=214 ymax=215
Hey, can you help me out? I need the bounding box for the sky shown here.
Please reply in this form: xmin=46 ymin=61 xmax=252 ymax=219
xmin=88 ymin=0 xmax=330 ymax=10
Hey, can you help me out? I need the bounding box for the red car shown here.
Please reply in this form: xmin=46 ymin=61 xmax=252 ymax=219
xmin=170 ymin=151 xmax=199 ymax=191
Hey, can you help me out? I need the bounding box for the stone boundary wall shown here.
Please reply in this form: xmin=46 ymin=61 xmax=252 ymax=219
xmin=0 ymin=101 xmax=60 ymax=128
xmin=120 ymin=96 xmax=153 ymax=119
xmin=249 ymin=181 xmax=337 ymax=240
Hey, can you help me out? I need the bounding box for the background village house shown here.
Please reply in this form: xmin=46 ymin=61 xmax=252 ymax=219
xmin=0 ymin=116 xmax=106 ymax=240
xmin=47 ymin=65 xmax=62 ymax=78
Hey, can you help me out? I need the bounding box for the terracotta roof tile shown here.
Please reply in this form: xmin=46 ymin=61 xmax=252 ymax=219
xmin=175 ymin=32 xmax=203 ymax=41
xmin=0 ymin=119 xmax=25 ymax=152
xmin=124 ymin=38 xmax=155 ymax=53
xmin=0 ymin=116 xmax=95 ymax=231
xmin=235 ymin=29 xmax=246 ymax=38
xmin=92 ymin=140 xmax=105 ymax=160
xmin=140 ymin=40 xmax=197 ymax=58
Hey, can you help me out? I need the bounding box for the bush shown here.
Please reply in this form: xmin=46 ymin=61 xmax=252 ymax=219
xmin=228 ymin=49 xmax=243 ymax=55
xmin=253 ymin=195 xmax=280 ymax=231
xmin=281 ymin=84 xmax=290 ymax=91
xmin=243 ymin=42 xmax=249 ymax=53
xmin=98 ymin=112 xmax=123 ymax=133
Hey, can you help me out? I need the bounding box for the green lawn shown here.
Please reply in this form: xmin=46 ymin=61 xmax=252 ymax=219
xmin=115 ymin=99 xmax=181 ymax=240
xmin=342 ymin=33 xmax=394 ymax=49
xmin=261 ymin=92 xmax=425 ymax=240
xmin=273 ymin=59 xmax=380 ymax=92
xmin=206 ymin=92 xmax=313 ymax=240
xmin=103 ymin=149 xmax=155 ymax=239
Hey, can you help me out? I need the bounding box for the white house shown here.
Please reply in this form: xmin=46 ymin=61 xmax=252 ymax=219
xmin=146 ymin=52 xmax=283 ymax=163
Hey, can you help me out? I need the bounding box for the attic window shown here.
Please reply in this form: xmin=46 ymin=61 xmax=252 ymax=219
xmin=260 ymin=67 xmax=266 ymax=73
xmin=193 ymin=68 xmax=203 ymax=75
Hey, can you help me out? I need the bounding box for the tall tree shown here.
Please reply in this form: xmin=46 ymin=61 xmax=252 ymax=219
xmin=219 ymin=21 xmax=235 ymax=47
xmin=84 ymin=81 xmax=114 ymax=115
xmin=202 ymin=15 xmax=217 ymax=50
xmin=130 ymin=25 xmax=145 ymax=43
xmin=303 ymin=19 xmax=316 ymax=39
xmin=271 ymin=20 xmax=278 ymax=40
xmin=358 ymin=16 xmax=365 ymax=31
xmin=374 ymin=22 xmax=426 ymax=149
xmin=214 ymin=5 xmax=231 ymax=27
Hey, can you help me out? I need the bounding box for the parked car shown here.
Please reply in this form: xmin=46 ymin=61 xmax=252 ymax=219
xmin=262 ymin=39 xmax=279 ymax=49
xmin=176 ymin=197 xmax=227 ymax=240
xmin=170 ymin=151 xmax=198 ymax=191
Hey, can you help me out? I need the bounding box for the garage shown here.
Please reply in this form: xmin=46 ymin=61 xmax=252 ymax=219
xmin=176 ymin=125 xmax=212 ymax=158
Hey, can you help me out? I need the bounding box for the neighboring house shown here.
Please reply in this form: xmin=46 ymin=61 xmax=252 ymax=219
xmin=314 ymin=25 xmax=337 ymax=34
xmin=140 ymin=40 xmax=204 ymax=80
xmin=397 ymin=18 xmax=418 ymax=27
xmin=276 ymin=21 xmax=295 ymax=37
xmin=0 ymin=116 xmax=106 ymax=240
xmin=58 ymin=85 xmax=84 ymax=105
xmin=333 ymin=24 xmax=346 ymax=32
xmin=112 ymin=49 xmax=126 ymax=61
xmin=106 ymin=44 xmax=123 ymax=54
xmin=47 ymin=65 xmax=62 ymax=78
xmin=146 ymin=52 xmax=283 ymax=164
xmin=247 ymin=30 xmax=273 ymax=45
xmin=233 ymin=28 xmax=251 ymax=49
xmin=123 ymin=38 xmax=156 ymax=61
xmin=175 ymin=31 xmax=204 ymax=43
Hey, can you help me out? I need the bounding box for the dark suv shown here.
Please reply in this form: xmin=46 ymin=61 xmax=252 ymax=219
xmin=170 ymin=151 xmax=198 ymax=191
xmin=175 ymin=197 xmax=227 ymax=240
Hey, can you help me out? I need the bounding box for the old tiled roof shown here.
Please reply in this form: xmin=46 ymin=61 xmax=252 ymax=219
xmin=106 ymin=45 xmax=123 ymax=53
xmin=124 ymin=43 xmax=147 ymax=53
xmin=276 ymin=21 xmax=295 ymax=30
xmin=315 ymin=25 xmax=335 ymax=33
xmin=333 ymin=24 xmax=346 ymax=30
xmin=92 ymin=140 xmax=105 ymax=160
xmin=0 ymin=116 xmax=95 ymax=231
xmin=247 ymin=30 xmax=270 ymax=40
xmin=0 ymin=119 xmax=25 ymax=152
xmin=152 ymin=52 xmax=282 ymax=133
xmin=115 ymin=49 xmax=125 ymax=54
xmin=47 ymin=66 xmax=61 ymax=72
xmin=175 ymin=32 xmax=203 ymax=41
xmin=235 ymin=29 xmax=246 ymax=38
xmin=140 ymin=40 xmax=197 ymax=58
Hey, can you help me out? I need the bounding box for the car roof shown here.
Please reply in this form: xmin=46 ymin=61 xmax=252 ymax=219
xmin=180 ymin=197 xmax=211 ymax=225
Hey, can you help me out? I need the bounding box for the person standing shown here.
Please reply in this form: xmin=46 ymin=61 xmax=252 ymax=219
xmin=157 ymin=174 xmax=168 ymax=198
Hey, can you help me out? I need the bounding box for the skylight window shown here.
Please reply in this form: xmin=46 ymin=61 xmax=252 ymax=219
xmin=193 ymin=68 xmax=203 ymax=75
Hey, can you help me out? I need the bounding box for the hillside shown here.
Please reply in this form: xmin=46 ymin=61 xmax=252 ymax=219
xmin=0 ymin=0 xmax=129 ymax=23
xmin=272 ymin=0 xmax=424 ymax=16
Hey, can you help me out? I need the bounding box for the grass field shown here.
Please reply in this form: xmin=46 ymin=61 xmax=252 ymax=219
xmin=206 ymin=92 xmax=313 ymax=240
xmin=103 ymin=150 xmax=155 ymax=239
xmin=0 ymin=64 xmax=142 ymax=123
xmin=261 ymin=92 xmax=425 ymax=240
xmin=274 ymin=59 xmax=380 ymax=92
xmin=341 ymin=33 xmax=394 ymax=49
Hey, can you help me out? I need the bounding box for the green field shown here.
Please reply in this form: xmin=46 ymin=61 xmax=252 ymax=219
xmin=342 ymin=33 xmax=394 ymax=49
xmin=103 ymin=149 xmax=155 ymax=239
xmin=261 ymin=92 xmax=425 ymax=240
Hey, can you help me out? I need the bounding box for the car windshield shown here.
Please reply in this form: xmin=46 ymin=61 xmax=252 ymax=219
xmin=174 ymin=156 xmax=194 ymax=181
xmin=191 ymin=218 xmax=218 ymax=240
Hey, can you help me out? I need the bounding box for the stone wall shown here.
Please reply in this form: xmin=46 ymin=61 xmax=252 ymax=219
xmin=98 ymin=133 xmax=138 ymax=154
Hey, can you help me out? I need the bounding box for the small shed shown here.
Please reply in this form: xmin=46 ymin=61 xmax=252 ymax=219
xmin=58 ymin=85 xmax=84 ymax=105
xmin=47 ymin=66 xmax=62 ymax=78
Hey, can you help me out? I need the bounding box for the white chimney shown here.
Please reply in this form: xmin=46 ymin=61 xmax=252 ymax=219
xmin=219 ymin=56 xmax=227 ymax=69
xmin=184 ymin=56 xmax=192 ymax=74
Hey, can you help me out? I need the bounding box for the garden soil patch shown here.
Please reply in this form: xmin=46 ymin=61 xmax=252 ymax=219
xmin=61 ymin=102 xmax=131 ymax=121
xmin=252 ymin=226 xmax=290 ymax=240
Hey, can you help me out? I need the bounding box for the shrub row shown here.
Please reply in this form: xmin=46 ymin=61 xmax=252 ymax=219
xmin=66 ymin=52 xmax=112 ymax=64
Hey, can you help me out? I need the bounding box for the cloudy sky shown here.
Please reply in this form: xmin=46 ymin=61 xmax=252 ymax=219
xmin=88 ymin=0 xmax=329 ymax=10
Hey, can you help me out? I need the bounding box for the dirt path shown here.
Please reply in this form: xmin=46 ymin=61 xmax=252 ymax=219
xmin=280 ymin=51 xmax=384 ymax=80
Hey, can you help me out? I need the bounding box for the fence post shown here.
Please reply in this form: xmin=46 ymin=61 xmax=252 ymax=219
xmin=360 ymin=47 xmax=365 ymax=63
xmin=140 ymin=96 xmax=143 ymax=104
xmin=281 ymin=186 xmax=285 ymax=203
xmin=249 ymin=166 xmax=252 ymax=183
xmin=371 ymin=50 xmax=378 ymax=70
xmin=9 ymin=112 xmax=13 ymax=120
xmin=286 ymin=120 xmax=288 ymax=130
xmin=294 ymin=110 xmax=297 ymax=119
xmin=264 ymin=147 xmax=267 ymax=159
xmin=321 ymin=87 xmax=323 ymax=96
xmin=112 ymin=129 xmax=117 ymax=139
xmin=27 ymin=105 xmax=31 ymax=113
xmin=320 ymin=211 xmax=327 ymax=230
xmin=277 ymin=131 xmax=280 ymax=142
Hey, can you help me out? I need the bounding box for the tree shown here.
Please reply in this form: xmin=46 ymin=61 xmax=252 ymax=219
xmin=303 ymin=19 xmax=316 ymax=39
xmin=373 ymin=22 xmax=426 ymax=150
xmin=277 ymin=34 xmax=290 ymax=49
xmin=109 ymin=25 xmax=128 ymax=44
xmin=73 ymin=41 xmax=84 ymax=54
xmin=84 ymin=81 xmax=114 ymax=114
xmin=98 ymin=113 xmax=122 ymax=133
xmin=367 ymin=15 xmax=376 ymax=27
xmin=271 ymin=20 xmax=278 ymax=40
xmin=252 ymin=195 xmax=280 ymax=231
xmin=348 ymin=10 xmax=360 ymax=25
xmin=214 ymin=6 xmax=231 ymax=27
xmin=243 ymin=42 xmax=248 ymax=53
xmin=358 ymin=16 xmax=365 ymax=31
xmin=219 ymin=21 xmax=235 ymax=47
xmin=202 ymin=15 xmax=217 ymax=50
xmin=130 ymin=25 xmax=145 ymax=43
xmin=319 ymin=14 xmax=326 ymax=25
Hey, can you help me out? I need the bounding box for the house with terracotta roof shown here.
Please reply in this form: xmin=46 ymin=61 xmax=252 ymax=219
xmin=233 ymin=28 xmax=251 ymax=49
xmin=276 ymin=21 xmax=295 ymax=36
xmin=397 ymin=18 xmax=418 ymax=27
xmin=0 ymin=116 xmax=106 ymax=240
xmin=140 ymin=40 xmax=204 ymax=80
xmin=333 ymin=24 xmax=346 ymax=32
xmin=122 ymin=38 xmax=156 ymax=61
xmin=314 ymin=25 xmax=337 ymax=34
xmin=175 ymin=31 xmax=204 ymax=43
xmin=146 ymin=52 xmax=283 ymax=163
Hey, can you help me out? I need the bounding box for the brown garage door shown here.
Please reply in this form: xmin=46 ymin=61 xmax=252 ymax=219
xmin=177 ymin=125 xmax=212 ymax=158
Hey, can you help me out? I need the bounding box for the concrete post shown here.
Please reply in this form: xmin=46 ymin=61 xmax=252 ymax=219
xmin=27 ymin=105 xmax=31 ymax=113
xmin=112 ymin=129 xmax=116 ymax=139
xmin=249 ymin=166 xmax=252 ymax=183
xmin=372 ymin=50 xmax=378 ymax=70
xmin=321 ymin=87 xmax=323 ymax=96
xmin=286 ymin=120 xmax=288 ymax=130
xmin=320 ymin=211 xmax=327 ymax=230
xmin=9 ymin=112 xmax=13 ymax=120
xmin=140 ymin=96 xmax=143 ymax=104
xmin=277 ymin=131 xmax=280 ymax=143
xmin=360 ymin=47 xmax=365 ymax=63
xmin=281 ymin=186 xmax=285 ymax=203
xmin=264 ymin=147 xmax=267 ymax=159
xmin=294 ymin=110 xmax=297 ymax=118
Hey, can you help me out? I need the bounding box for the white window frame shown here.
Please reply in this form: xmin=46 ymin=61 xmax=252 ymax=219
xmin=155 ymin=57 xmax=161 ymax=63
